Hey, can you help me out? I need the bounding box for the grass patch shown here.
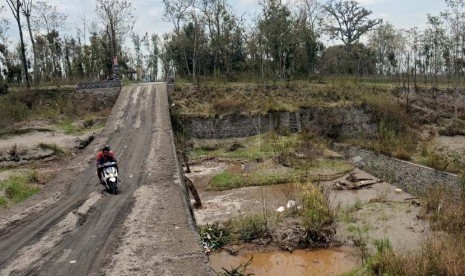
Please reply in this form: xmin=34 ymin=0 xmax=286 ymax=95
xmin=0 ymin=128 xmax=53 ymax=139
xmin=57 ymin=120 xmax=77 ymax=134
xmin=0 ymin=197 xmax=7 ymax=207
xmin=210 ymin=172 xmax=243 ymax=190
xmin=0 ymin=170 xmax=40 ymax=206
xmin=209 ymin=170 xmax=293 ymax=191
xmin=190 ymin=134 xmax=288 ymax=161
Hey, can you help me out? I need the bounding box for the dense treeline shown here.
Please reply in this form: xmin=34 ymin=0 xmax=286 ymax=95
xmin=2 ymin=0 xmax=465 ymax=88
xmin=0 ymin=0 xmax=158 ymax=90
xmin=161 ymin=0 xmax=465 ymax=84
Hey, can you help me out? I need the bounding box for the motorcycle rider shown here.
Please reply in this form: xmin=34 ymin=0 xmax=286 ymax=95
xmin=96 ymin=145 xmax=117 ymax=185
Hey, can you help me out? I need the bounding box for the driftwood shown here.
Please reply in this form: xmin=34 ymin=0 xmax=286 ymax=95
xmin=182 ymin=151 xmax=191 ymax=173
xmin=334 ymin=172 xmax=381 ymax=190
xmin=184 ymin=176 xmax=202 ymax=208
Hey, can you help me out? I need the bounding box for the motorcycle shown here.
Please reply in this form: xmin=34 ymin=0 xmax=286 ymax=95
xmin=99 ymin=161 xmax=119 ymax=194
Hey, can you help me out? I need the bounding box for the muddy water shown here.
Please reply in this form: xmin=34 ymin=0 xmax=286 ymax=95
xmin=209 ymin=247 xmax=360 ymax=276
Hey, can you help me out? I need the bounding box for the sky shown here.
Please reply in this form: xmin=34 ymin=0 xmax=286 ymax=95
xmin=2 ymin=0 xmax=450 ymax=45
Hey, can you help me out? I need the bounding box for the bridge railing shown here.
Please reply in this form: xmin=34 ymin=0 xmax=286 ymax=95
xmin=76 ymin=80 xmax=122 ymax=90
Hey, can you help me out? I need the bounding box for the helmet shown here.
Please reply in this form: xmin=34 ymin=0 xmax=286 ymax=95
xmin=103 ymin=145 xmax=110 ymax=152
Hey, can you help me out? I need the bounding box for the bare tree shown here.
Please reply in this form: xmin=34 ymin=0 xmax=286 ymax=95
xmin=0 ymin=5 xmax=9 ymax=91
xmin=323 ymin=0 xmax=381 ymax=45
xmin=32 ymin=2 xmax=67 ymax=80
xmin=0 ymin=5 xmax=9 ymax=40
xmin=20 ymin=0 xmax=38 ymax=83
xmin=162 ymin=0 xmax=194 ymax=35
xmin=76 ymin=14 xmax=88 ymax=46
xmin=6 ymin=0 xmax=29 ymax=88
xmin=441 ymin=0 xmax=465 ymax=126
xmin=95 ymin=0 xmax=136 ymax=61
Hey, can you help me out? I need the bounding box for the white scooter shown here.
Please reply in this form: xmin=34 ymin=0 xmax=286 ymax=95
xmin=99 ymin=162 xmax=119 ymax=194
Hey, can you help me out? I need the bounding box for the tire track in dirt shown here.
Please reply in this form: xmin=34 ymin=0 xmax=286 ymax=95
xmin=1 ymin=192 xmax=102 ymax=275
xmin=0 ymin=84 xmax=160 ymax=275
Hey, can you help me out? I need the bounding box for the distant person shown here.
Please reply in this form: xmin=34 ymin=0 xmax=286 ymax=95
xmin=96 ymin=145 xmax=117 ymax=184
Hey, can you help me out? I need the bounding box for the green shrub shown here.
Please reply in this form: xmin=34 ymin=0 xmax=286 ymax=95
xmin=300 ymin=183 xmax=334 ymax=231
xmin=0 ymin=197 xmax=7 ymax=207
xmin=230 ymin=215 xmax=269 ymax=242
xmin=199 ymin=222 xmax=230 ymax=251
xmin=2 ymin=172 xmax=40 ymax=204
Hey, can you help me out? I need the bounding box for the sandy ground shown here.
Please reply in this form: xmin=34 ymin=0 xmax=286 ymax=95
xmin=0 ymin=130 xmax=89 ymax=152
xmin=188 ymin=161 xmax=429 ymax=258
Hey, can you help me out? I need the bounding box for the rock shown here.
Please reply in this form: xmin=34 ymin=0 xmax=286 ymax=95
xmin=350 ymin=156 xmax=365 ymax=169
xmin=286 ymin=200 xmax=297 ymax=209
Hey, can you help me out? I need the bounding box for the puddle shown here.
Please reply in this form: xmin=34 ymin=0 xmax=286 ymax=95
xmin=209 ymin=247 xmax=360 ymax=276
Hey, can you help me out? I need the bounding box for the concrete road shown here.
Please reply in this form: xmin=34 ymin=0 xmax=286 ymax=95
xmin=0 ymin=83 xmax=209 ymax=275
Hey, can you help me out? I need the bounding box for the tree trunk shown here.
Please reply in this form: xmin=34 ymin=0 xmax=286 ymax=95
xmin=17 ymin=16 xmax=30 ymax=88
xmin=25 ymin=15 xmax=37 ymax=84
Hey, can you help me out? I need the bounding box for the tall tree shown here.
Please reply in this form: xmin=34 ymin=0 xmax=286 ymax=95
xmin=368 ymin=22 xmax=403 ymax=75
xmin=293 ymin=0 xmax=324 ymax=77
xmin=423 ymin=15 xmax=448 ymax=82
xmin=0 ymin=5 xmax=9 ymax=41
xmin=132 ymin=33 xmax=142 ymax=80
xmin=258 ymin=0 xmax=294 ymax=81
xmin=162 ymin=0 xmax=194 ymax=35
xmin=95 ymin=0 xmax=136 ymax=64
xmin=323 ymin=0 xmax=381 ymax=45
xmin=441 ymin=0 xmax=465 ymax=76
xmin=0 ymin=5 xmax=8 ymax=93
xmin=32 ymin=2 xmax=67 ymax=80
xmin=20 ymin=0 xmax=38 ymax=83
xmin=162 ymin=0 xmax=195 ymax=79
xmin=441 ymin=0 xmax=465 ymax=126
xmin=142 ymin=33 xmax=159 ymax=82
xmin=6 ymin=0 xmax=29 ymax=88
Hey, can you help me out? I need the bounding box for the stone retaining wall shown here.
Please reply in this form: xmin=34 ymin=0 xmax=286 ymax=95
xmin=183 ymin=112 xmax=285 ymax=139
xmin=183 ymin=106 xmax=377 ymax=139
xmin=179 ymin=104 xmax=462 ymax=197
xmin=334 ymin=144 xmax=462 ymax=197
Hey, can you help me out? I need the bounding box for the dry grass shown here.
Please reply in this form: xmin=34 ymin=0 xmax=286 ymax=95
xmin=171 ymin=81 xmax=392 ymax=117
xmin=369 ymin=234 xmax=465 ymax=276
xmin=0 ymin=87 xmax=109 ymax=129
xmin=367 ymin=186 xmax=465 ymax=275
xmin=422 ymin=186 xmax=465 ymax=233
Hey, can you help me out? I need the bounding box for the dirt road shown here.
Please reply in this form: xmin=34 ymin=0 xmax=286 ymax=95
xmin=0 ymin=83 xmax=209 ymax=275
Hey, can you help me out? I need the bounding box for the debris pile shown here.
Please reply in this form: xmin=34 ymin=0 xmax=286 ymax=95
xmin=333 ymin=172 xmax=382 ymax=190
